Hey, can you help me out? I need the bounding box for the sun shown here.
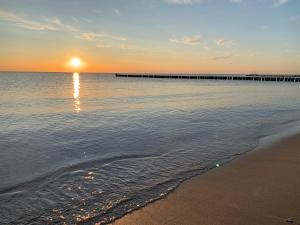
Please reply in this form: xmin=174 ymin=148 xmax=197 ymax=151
xmin=70 ymin=57 xmax=81 ymax=68
xmin=67 ymin=56 xmax=86 ymax=71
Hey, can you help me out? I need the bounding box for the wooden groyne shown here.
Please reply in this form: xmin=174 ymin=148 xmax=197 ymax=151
xmin=115 ymin=73 xmax=300 ymax=82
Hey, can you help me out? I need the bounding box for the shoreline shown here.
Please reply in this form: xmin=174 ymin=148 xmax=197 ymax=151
xmin=112 ymin=132 xmax=300 ymax=225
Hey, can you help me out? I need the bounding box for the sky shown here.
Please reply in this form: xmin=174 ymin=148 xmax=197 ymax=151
xmin=0 ymin=0 xmax=299 ymax=73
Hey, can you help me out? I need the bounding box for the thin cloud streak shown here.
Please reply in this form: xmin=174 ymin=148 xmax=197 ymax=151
xmin=77 ymin=32 xmax=127 ymax=41
xmin=215 ymin=38 xmax=235 ymax=47
xmin=0 ymin=10 xmax=76 ymax=31
xmin=272 ymin=0 xmax=288 ymax=7
xmin=210 ymin=55 xmax=232 ymax=60
xmin=96 ymin=42 xmax=148 ymax=54
xmin=169 ymin=35 xmax=202 ymax=45
xmin=113 ymin=8 xmax=121 ymax=16
xmin=0 ymin=10 xmax=128 ymax=50
xmin=0 ymin=9 xmax=131 ymax=55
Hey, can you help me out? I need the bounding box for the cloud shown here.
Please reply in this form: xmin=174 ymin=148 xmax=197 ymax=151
xmin=0 ymin=10 xmax=131 ymax=52
xmin=0 ymin=10 xmax=55 ymax=30
xmin=272 ymin=0 xmax=288 ymax=7
xmin=0 ymin=10 xmax=76 ymax=31
xmin=96 ymin=43 xmax=146 ymax=52
xmin=215 ymin=38 xmax=235 ymax=47
xmin=210 ymin=55 xmax=231 ymax=60
xmin=78 ymin=32 xmax=127 ymax=41
xmin=169 ymin=35 xmax=202 ymax=45
xmin=43 ymin=17 xmax=77 ymax=31
xmin=113 ymin=8 xmax=121 ymax=16
xmin=96 ymin=42 xmax=140 ymax=51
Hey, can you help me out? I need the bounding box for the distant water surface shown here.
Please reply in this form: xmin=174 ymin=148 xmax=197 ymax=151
xmin=0 ymin=72 xmax=300 ymax=224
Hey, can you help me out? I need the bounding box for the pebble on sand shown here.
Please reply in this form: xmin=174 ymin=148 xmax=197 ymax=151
xmin=286 ymin=217 xmax=294 ymax=223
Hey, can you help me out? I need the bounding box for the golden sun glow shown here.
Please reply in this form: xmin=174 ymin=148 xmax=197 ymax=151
xmin=70 ymin=57 xmax=81 ymax=68
xmin=66 ymin=57 xmax=86 ymax=71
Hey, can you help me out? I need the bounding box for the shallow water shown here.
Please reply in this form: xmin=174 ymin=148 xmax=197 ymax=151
xmin=0 ymin=72 xmax=300 ymax=224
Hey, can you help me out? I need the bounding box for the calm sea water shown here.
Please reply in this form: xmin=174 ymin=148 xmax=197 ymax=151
xmin=0 ymin=72 xmax=300 ymax=224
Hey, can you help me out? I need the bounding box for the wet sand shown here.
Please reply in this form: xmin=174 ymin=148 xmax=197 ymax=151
xmin=112 ymin=133 xmax=300 ymax=225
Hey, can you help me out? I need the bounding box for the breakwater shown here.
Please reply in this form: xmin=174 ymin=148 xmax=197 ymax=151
xmin=116 ymin=73 xmax=300 ymax=82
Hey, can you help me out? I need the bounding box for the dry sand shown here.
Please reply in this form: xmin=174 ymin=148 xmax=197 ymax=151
xmin=112 ymin=133 xmax=300 ymax=225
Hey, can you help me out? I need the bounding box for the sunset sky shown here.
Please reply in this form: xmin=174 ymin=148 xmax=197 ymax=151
xmin=0 ymin=0 xmax=299 ymax=73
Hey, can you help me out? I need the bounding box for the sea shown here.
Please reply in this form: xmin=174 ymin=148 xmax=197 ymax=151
xmin=0 ymin=72 xmax=300 ymax=224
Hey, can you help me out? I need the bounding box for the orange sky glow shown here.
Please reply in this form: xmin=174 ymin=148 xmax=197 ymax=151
xmin=0 ymin=0 xmax=299 ymax=74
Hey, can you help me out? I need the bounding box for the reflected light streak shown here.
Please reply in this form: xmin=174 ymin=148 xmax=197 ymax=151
xmin=73 ymin=72 xmax=81 ymax=112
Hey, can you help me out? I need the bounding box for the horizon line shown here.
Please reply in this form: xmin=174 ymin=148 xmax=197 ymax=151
xmin=1 ymin=70 xmax=300 ymax=76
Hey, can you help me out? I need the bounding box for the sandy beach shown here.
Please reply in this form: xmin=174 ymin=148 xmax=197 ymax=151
xmin=112 ymin=133 xmax=300 ymax=225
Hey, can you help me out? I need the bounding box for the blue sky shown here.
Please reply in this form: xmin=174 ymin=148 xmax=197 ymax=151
xmin=0 ymin=0 xmax=299 ymax=73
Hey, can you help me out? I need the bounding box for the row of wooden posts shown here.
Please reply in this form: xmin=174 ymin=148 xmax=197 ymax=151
xmin=115 ymin=74 xmax=300 ymax=82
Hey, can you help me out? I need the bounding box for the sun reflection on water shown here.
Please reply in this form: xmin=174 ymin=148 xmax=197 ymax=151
xmin=73 ymin=72 xmax=81 ymax=112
